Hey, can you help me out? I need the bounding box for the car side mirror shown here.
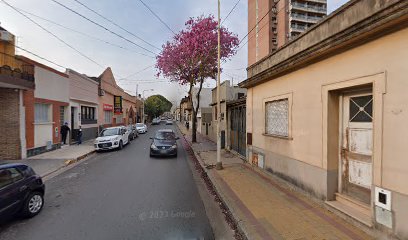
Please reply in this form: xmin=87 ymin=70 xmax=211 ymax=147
xmin=150 ymin=137 xmax=153 ymax=139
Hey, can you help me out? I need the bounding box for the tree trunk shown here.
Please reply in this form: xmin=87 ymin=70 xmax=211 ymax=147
xmin=192 ymin=79 xmax=204 ymax=143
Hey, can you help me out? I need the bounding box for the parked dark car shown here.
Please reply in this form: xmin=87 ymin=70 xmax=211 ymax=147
xmin=0 ymin=163 xmax=45 ymax=222
xmin=150 ymin=129 xmax=179 ymax=157
xmin=127 ymin=125 xmax=138 ymax=141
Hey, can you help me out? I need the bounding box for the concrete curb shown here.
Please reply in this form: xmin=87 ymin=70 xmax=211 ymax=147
xmin=176 ymin=123 xmax=247 ymax=240
xmin=40 ymin=150 xmax=95 ymax=179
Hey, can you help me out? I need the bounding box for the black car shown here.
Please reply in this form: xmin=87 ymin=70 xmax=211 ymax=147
xmin=150 ymin=129 xmax=179 ymax=157
xmin=0 ymin=163 xmax=45 ymax=222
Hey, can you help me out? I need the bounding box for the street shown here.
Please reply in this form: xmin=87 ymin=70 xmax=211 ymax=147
xmin=0 ymin=124 xmax=214 ymax=240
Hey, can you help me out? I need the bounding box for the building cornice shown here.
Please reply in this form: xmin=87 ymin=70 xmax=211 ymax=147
xmin=240 ymin=0 xmax=408 ymax=88
xmin=67 ymin=69 xmax=99 ymax=85
xmin=16 ymin=56 xmax=68 ymax=78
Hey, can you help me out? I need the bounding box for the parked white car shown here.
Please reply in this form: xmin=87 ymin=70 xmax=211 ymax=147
xmin=136 ymin=123 xmax=148 ymax=134
xmin=94 ymin=126 xmax=130 ymax=151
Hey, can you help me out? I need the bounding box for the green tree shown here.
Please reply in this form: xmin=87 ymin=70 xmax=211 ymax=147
xmin=144 ymin=95 xmax=172 ymax=120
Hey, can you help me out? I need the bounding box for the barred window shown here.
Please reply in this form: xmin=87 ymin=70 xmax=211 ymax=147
xmin=116 ymin=117 xmax=123 ymax=124
xmin=265 ymin=99 xmax=289 ymax=137
xmin=104 ymin=111 xmax=112 ymax=124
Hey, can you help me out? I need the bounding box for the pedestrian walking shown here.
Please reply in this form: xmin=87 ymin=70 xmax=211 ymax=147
xmin=77 ymin=126 xmax=83 ymax=145
xmin=61 ymin=122 xmax=70 ymax=145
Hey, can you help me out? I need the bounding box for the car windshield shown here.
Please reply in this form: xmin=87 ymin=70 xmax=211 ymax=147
xmin=100 ymin=128 xmax=119 ymax=136
xmin=136 ymin=123 xmax=144 ymax=127
xmin=154 ymin=132 xmax=175 ymax=140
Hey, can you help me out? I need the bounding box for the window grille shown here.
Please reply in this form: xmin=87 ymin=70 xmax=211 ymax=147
xmin=265 ymin=99 xmax=289 ymax=137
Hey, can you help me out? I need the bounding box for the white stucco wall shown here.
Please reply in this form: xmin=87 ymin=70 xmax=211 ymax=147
xmin=34 ymin=66 xmax=70 ymax=102
xmin=34 ymin=123 xmax=53 ymax=148
xmin=67 ymin=69 xmax=99 ymax=104
xmin=192 ymin=87 xmax=212 ymax=109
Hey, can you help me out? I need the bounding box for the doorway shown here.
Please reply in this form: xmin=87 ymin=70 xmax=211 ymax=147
xmin=340 ymin=91 xmax=373 ymax=205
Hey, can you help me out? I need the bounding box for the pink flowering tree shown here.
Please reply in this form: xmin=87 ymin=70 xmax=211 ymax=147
xmin=156 ymin=15 xmax=239 ymax=142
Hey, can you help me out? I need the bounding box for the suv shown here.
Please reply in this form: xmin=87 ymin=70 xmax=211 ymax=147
xmin=0 ymin=163 xmax=45 ymax=222
xmin=94 ymin=126 xmax=130 ymax=151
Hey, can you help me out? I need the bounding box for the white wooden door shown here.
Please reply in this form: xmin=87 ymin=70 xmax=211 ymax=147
xmin=341 ymin=92 xmax=373 ymax=205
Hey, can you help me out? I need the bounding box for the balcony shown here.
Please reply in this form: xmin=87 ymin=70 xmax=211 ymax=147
xmin=290 ymin=24 xmax=308 ymax=33
xmin=291 ymin=2 xmax=327 ymax=14
xmin=0 ymin=64 xmax=35 ymax=89
xmin=290 ymin=13 xmax=323 ymax=24
xmin=299 ymin=0 xmax=326 ymax=4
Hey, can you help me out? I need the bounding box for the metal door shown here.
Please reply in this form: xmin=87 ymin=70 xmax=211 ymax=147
xmin=341 ymin=92 xmax=373 ymax=205
xmin=229 ymin=106 xmax=246 ymax=156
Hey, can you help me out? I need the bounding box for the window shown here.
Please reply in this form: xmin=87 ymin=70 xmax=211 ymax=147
xmin=104 ymin=110 xmax=113 ymax=124
xmin=81 ymin=106 xmax=96 ymax=120
xmin=265 ymin=98 xmax=289 ymax=137
xmin=35 ymin=103 xmax=51 ymax=123
xmin=81 ymin=106 xmax=96 ymax=124
xmin=116 ymin=117 xmax=123 ymax=124
xmin=349 ymin=95 xmax=373 ymax=122
xmin=0 ymin=168 xmax=23 ymax=188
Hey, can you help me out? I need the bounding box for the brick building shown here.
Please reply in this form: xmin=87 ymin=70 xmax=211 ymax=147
xmin=0 ymin=26 xmax=35 ymax=159
xmin=18 ymin=56 xmax=70 ymax=157
xmin=93 ymin=67 xmax=141 ymax=130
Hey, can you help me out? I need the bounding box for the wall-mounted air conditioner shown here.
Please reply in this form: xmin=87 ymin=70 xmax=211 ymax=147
xmin=0 ymin=30 xmax=13 ymax=42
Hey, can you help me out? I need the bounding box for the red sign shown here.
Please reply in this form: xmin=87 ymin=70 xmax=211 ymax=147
xmin=103 ymin=104 xmax=113 ymax=111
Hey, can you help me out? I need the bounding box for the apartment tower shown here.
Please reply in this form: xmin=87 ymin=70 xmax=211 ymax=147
xmin=248 ymin=0 xmax=327 ymax=66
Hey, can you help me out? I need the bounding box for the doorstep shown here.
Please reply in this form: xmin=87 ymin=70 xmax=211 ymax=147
xmin=326 ymin=193 xmax=373 ymax=228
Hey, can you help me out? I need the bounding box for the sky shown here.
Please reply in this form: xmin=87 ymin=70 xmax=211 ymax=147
xmin=0 ymin=0 xmax=348 ymax=104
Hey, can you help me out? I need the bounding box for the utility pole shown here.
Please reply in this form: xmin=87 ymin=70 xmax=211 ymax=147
xmin=216 ymin=0 xmax=223 ymax=170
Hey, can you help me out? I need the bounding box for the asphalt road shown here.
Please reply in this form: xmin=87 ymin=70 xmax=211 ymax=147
xmin=0 ymin=124 xmax=214 ymax=240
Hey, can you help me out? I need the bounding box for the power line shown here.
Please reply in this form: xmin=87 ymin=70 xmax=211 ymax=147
xmin=72 ymin=0 xmax=161 ymax=52
xmin=50 ymin=0 xmax=158 ymax=56
xmin=118 ymin=64 xmax=155 ymax=80
xmin=221 ymin=0 xmax=241 ymax=25
xmin=18 ymin=8 xmax=156 ymax=59
xmin=236 ymin=1 xmax=286 ymax=53
xmin=119 ymin=78 xmax=168 ymax=82
xmin=14 ymin=45 xmax=67 ymax=69
xmin=137 ymin=0 xmax=176 ymax=35
xmin=236 ymin=16 xmax=269 ymax=52
xmin=1 ymin=0 xmax=105 ymax=68
xmin=237 ymin=0 xmax=281 ymax=46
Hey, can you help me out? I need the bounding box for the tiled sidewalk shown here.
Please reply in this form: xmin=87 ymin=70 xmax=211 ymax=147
xmin=0 ymin=141 xmax=94 ymax=178
xmin=176 ymin=122 xmax=373 ymax=240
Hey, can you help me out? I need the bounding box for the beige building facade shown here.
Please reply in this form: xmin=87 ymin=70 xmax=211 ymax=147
xmin=241 ymin=0 xmax=408 ymax=238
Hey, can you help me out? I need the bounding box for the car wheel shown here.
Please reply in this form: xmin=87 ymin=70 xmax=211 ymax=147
xmin=119 ymin=140 xmax=123 ymax=150
xmin=128 ymin=137 xmax=132 ymax=144
xmin=22 ymin=191 xmax=44 ymax=218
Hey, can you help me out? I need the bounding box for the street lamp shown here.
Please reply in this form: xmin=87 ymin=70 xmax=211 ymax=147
xmin=142 ymin=89 xmax=153 ymax=123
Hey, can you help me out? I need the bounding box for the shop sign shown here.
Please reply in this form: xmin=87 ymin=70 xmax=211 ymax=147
xmin=103 ymin=104 xmax=113 ymax=111
xmin=114 ymin=95 xmax=122 ymax=114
